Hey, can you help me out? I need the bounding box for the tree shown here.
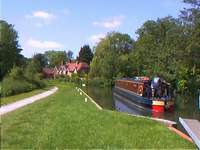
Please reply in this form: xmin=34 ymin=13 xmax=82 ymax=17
xmin=131 ymin=17 xmax=187 ymax=79
xmin=130 ymin=12 xmax=200 ymax=93
xmin=45 ymin=50 xmax=68 ymax=67
xmin=78 ymin=45 xmax=93 ymax=64
xmin=0 ymin=20 xmax=22 ymax=80
xmin=67 ymin=50 xmax=74 ymax=60
xmin=89 ymin=32 xmax=134 ymax=80
xmin=179 ymin=0 xmax=200 ymax=92
xmin=32 ymin=53 xmax=48 ymax=72
xmin=180 ymin=0 xmax=200 ymax=26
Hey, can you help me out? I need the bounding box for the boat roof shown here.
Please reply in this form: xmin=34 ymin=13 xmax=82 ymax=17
xmin=117 ymin=77 xmax=149 ymax=83
xmin=117 ymin=76 xmax=170 ymax=85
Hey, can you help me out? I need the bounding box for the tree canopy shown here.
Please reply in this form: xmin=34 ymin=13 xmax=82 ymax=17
xmin=32 ymin=53 xmax=48 ymax=72
xmin=89 ymin=32 xmax=134 ymax=80
xmin=0 ymin=20 xmax=22 ymax=80
xmin=78 ymin=45 xmax=93 ymax=64
xmin=67 ymin=50 xmax=74 ymax=60
xmin=45 ymin=50 xmax=68 ymax=67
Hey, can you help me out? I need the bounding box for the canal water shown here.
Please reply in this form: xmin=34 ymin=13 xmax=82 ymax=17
xmin=82 ymin=85 xmax=200 ymax=130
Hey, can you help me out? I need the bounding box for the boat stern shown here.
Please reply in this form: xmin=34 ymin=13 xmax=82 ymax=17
xmin=152 ymin=100 xmax=165 ymax=112
xmin=152 ymin=99 xmax=174 ymax=112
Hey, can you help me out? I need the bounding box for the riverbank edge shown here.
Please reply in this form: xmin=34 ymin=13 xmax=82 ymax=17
xmin=78 ymin=87 xmax=194 ymax=144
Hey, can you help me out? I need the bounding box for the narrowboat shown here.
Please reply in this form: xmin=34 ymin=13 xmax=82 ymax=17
xmin=113 ymin=76 xmax=174 ymax=112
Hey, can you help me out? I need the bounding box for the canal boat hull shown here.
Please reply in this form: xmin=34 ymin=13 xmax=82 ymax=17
xmin=113 ymin=86 xmax=174 ymax=113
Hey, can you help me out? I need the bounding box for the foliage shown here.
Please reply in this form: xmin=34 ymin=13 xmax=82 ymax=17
xmin=45 ymin=50 xmax=68 ymax=67
xmin=1 ymin=78 xmax=35 ymax=97
xmin=8 ymin=66 xmax=25 ymax=80
xmin=70 ymin=73 xmax=80 ymax=83
xmin=88 ymin=77 xmax=114 ymax=87
xmin=55 ymin=74 xmax=70 ymax=82
xmin=0 ymin=20 xmax=23 ymax=80
xmin=77 ymin=45 xmax=93 ymax=64
xmin=89 ymin=32 xmax=134 ymax=84
xmin=25 ymin=61 xmax=46 ymax=88
xmin=1 ymin=64 xmax=46 ymax=97
xmin=32 ymin=53 xmax=48 ymax=72
xmin=130 ymin=17 xmax=186 ymax=83
xmin=130 ymin=14 xmax=200 ymax=93
xmin=67 ymin=50 xmax=74 ymax=60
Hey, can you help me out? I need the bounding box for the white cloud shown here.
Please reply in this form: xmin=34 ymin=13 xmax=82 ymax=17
xmin=25 ymin=10 xmax=55 ymax=20
xmin=93 ymin=16 xmax=124 ymax=29
xmin=34 ymin=11 xmax=54 ymax=19
xmin=88 ymin=33 xmax=106 ymax=44
xmin=25 ymin=11 xmax=56 ymax=27
xmin=27 ymin=39 xmax=64 ymax=49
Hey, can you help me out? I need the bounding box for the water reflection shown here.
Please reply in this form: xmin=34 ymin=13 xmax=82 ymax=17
xmin=114 ymin=93 xmax=167 ymax=119
xmin=82 ymin=85 xmax=200 ymax=122
xmin=81 ymin=85 xmax=114 ymax=110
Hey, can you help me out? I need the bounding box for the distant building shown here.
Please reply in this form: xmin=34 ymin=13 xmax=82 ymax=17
xmin=42 ymin=68 xmax=54 ymax=78
xmin=53 ymin=61 xmax=89 ymax=77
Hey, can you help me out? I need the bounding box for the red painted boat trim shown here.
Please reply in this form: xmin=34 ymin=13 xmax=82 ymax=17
xmin=152 ymin=105 xmax=164 ymax=113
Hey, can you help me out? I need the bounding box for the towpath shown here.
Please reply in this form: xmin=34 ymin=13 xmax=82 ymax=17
xmin=0 ymin=87 xmax=58 ymax=115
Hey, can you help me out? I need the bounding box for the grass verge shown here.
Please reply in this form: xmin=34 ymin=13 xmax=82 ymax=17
xmin=0 ymin=87 xmax=51 ymax=106
xmin=1 ymin=82 xmax=196 ymax=149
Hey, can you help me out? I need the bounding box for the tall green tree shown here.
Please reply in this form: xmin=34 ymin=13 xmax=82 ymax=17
xmin=0 ymin=20 xmax=22 ymax=80
xmin=45 ymin=50 xmax=68 ymax=67
xmin=32 ymin=53 xmax=48 ymax=72
xmin=67 ymin=50 xmax=74 ymax=60
xmin=179 ymin=0 xmax=200 ymax=92
xmin=131 ymin=17 xmax=187 ymax=80
xmin=89 ymin=32 xmax=134 ymax=80
xmin=78 ymin=45 xmax=93 ymax=64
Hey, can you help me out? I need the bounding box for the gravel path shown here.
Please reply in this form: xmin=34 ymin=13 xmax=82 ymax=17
xmin=0 ymin=87 xmax=58 ymax=115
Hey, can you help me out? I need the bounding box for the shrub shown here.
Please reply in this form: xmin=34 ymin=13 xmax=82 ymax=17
xmin=55 ymin=75 xmax=70 ymax=82
xmin=70 ymin=73 xmax=80 ymax=84
xmin=9 ymin=66 xmax=25 ymax=80
xmin=0 ymin=83 xmax=2 ymax=97
xmin=1 ymin=77 xmax=36 ymax=97
xmin=1 ymin=66 xmax=46 ymax=97
xmin=88 ymin=77 xmax=115 ymax=87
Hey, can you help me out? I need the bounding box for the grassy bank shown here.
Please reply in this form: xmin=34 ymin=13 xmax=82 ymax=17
xmin=1 ymin=82 xmax=195 ymax=149
xmin=0 ymin=87 xmax=51 ymax=106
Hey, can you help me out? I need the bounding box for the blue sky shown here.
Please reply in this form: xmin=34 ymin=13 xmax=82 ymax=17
xmin=1 ymin=0 xmax=187 ymax=58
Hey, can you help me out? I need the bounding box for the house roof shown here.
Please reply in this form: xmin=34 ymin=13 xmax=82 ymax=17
xmin=77 ymin=62 xmax=89 ymax=71
xmin=54 ymin=61 xmax=89 ymax=73
xmin=43 ymin=68 xmax=54 ymax=74
xmin=66 ymin=62 xmax=89 ymax=72
xmin=66 ymin=63 xmax=77 ymax=72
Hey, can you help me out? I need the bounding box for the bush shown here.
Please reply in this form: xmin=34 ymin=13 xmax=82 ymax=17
xmin=1 ymin=77 xmax=36 ymax=97
xmin=1 ymin=66 xmax=46 ymax=97
xmin=9 ymin=66 xmax=25 ymax=80
xmin=55 ymin=75 xmax=70 ymax=82
xmin=0 ymin=83 xmax=2 ymax=97
xmin=70 ymin=73 xmax=80 ymax=84
xmin=88 ymin=77 xmax=113 ymax=87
